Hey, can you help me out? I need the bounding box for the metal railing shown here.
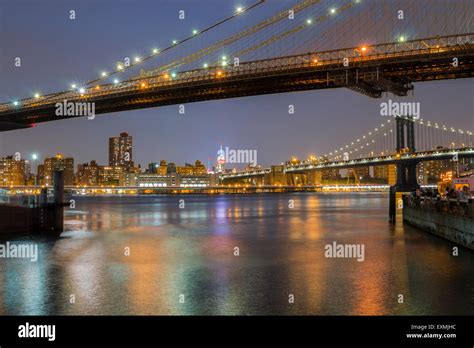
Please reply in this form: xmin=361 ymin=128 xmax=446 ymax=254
xmin=403 ymin=194 xmax=474 ymax=218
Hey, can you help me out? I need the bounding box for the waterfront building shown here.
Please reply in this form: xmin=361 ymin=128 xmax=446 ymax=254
xmin=137 ymin=173 xmax=169 ymax=187
xmin=180 ymin=175 xmax=211 ymax=187
xmin=265 ymin=165 xmax=287 ymax=186
xmin=43 ymin=154 xmax=74 ymax=186
xmin=177 ymin=163 xmax=194 ymax=176
xmin=98 ymin=166 xmax=126 ymax=186
xmin=354 ymin=167 xmax=370 ymax=180
xmin=146 ymin=162 xmax=159 ymax=173
xmin=321 ymin=168 xmax=341 ymax=181
xmin=167 ymin=162 xmax=177 ymax=174
xmin=77 ymin=161 xmax=128 ymax=186
xmin=37 ymin=164 xmax=44 ymax=185
xmin=388 ymin=164 xmax=397 ymax=185
xmin=417 ymin=159 xmax=454 ymax=185
xmin=0 ymin=155 xmax=26 ymax=186
xmin=77 ymin=161 xmax=100 ymax=186
xmin=373 ymin=165 xmax=388 ymax=180
xmin=109 ymin=132 xmax=133 ymax=169
xmin=157 ymin=160 xmax=167 ymax=175
xmin=194 ymin=160 xmax=207 ymax=175
xmin=124 ymin=167 xmax=140 ymax=187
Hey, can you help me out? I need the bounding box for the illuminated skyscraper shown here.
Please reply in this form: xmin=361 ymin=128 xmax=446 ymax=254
xmin=216 ymin=145 xmax=225 ymax=173
xmin=109 ymin=132 xmax=133 ymax=169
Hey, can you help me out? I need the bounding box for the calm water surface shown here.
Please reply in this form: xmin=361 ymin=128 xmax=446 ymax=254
xmin=0 ymin=193 xmax=472 ymax=315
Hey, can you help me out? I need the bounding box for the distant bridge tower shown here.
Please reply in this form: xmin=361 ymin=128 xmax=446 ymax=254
xmin=396 ymin=116 xmax=416 ymax=154
xmin=395 ymin=116 xmax=418 ymax=191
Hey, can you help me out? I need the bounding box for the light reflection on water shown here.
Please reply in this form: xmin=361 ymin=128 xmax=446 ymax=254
xmin=0 ymin=193 xmax=472 ymax=315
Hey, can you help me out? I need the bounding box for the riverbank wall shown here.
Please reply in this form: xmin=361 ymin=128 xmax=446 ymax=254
xmin=403 ymin=196 xmax=474 ymax=250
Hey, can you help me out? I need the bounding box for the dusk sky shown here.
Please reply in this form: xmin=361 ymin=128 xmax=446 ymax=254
xmin=1 ymin=0 xmax=473 ymax=169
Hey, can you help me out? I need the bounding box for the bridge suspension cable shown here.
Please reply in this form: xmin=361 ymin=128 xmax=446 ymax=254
xmin=2 ymin=0 xmax=266 ymax=107
xmin=138 ymin=0 xmax=324 ymax=77
xmin=224 ymin=0 xmax=359 ymax=64
xmin=322 ymin=116 xmax=474 ymax=162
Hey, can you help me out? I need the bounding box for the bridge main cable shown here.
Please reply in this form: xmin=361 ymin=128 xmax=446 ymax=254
xmin=139 ymin=0 xmax=323 ymax=77
xmin=2 ymin=0 xmax=267 ymax=108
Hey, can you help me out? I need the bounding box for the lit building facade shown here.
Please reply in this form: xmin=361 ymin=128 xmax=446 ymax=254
xmin=417 ymin=159 xmax=454 ymax=185
xmin=77 ymin=161 xmax=100 ymax=186
xmin=216 ymin=145 xmax=225 ymax=173
xmin=0 ymin=156 xmax=26 ymax=186
xmin=109 ymin=132 xmax=133 ymax=169
xmin=43 ymin=154 xmax=74 ymax=186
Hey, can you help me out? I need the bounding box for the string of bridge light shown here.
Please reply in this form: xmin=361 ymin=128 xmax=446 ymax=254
xmin=8 ymin=0 xmax=382 ymax=108
xmin=413 ymin=117 xmax=473 ymax=137
xmin=215 ymin=0 xmax=366 ymax=71
xmin=6 ymin=0 xmax=415 ymax=108
xmin=150 ymin=0 xmax=357 ymax=78
xmin=326 ymin=116 xmax=473 ymax=161
xmin=218 ymin=0 xmax=360 ymax=69
xmin=324 ymin=119 xmax=394 ymax=160
xmin=9 ymin=1 xmax=265 ymax=106
xmin=145 ymin=0 xmax=323 ymax=75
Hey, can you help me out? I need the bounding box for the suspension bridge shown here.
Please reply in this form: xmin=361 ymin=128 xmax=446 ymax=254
xmin=0 ymin=0 xmax=473 ymax=131
xmin=219 ymin=112 xmax=474 ymax=221
xmin=221 ymin=115 xmax=473 ymax=188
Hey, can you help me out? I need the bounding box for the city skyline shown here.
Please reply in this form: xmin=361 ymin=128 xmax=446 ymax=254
xmin=0 ymin=0 xmax=473 ymax=342
xmin=0 ymin=0 xmax=472 ymax=167
xmin=1 ymin=82 xmax=472 ymax=167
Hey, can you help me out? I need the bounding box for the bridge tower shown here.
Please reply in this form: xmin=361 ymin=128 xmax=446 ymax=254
xmin=394 ymin=116 xmax=419 ymax=192
xmin=390 ymin=116 xmax=420 ymax=223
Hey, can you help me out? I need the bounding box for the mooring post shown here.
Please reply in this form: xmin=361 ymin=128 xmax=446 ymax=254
xmin=53 ymin=170 xmax=64 ymax=234
xmin=389 ymin=185 xmax=397 ymax=223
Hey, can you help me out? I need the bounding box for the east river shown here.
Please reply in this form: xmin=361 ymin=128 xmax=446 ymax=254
xmin=0 ymin=193 xmax=472 ymax=315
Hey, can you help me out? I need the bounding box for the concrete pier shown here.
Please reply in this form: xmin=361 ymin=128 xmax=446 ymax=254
xmin=402 ymin=195 xmax=474 ymax=250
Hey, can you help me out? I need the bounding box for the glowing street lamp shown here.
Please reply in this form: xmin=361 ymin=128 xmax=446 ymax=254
xmin=31 ymin=154 xmax=38 ymax=188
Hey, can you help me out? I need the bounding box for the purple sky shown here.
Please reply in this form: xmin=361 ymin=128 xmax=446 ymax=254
xmin=0 ymin=0 xmax=473 ymax=169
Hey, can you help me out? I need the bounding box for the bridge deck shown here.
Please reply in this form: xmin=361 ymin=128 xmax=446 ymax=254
xmin=1 ymin=34 xmax=473 ymax=131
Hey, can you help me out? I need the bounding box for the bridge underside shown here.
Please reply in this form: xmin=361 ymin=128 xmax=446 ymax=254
xmin=1 ymin=46 xmax=473 ymax=131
